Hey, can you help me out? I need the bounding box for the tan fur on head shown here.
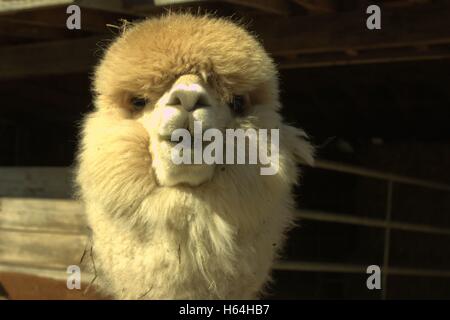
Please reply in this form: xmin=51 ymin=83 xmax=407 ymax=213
xmin=94 ymin=12 xmax=278 ymax=106
xmin=76 ymin=12 xmax=313 ymax=299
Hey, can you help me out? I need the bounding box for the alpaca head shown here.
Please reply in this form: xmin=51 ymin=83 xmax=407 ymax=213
xmin=78 ymin=13 xmax=313 ymax=217
xmin=90 ymin=13 xmax=286 ymax=187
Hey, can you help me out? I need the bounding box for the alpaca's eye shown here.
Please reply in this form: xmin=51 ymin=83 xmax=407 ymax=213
xmin=130 ymin=97 xmax=148 ymax=111
xmin=230 ymin=95 xmax=245 ymax=115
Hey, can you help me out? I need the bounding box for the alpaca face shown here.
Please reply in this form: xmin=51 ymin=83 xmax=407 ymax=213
xmin=91 ymin=13 xmax=283 ymax=188
xmin=137 ymin=73 xmax=233 ymax=186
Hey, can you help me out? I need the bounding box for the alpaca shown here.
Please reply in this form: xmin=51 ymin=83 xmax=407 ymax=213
xmin=75 ymin=12 xmax=314 ymax=299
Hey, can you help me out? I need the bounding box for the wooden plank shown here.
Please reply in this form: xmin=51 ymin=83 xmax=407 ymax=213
xmin=0 ymin=0 xmax=73 ymax=13
xmin=296 ymin=209 xmax=450 ymax=236
xmin=0 ymin=5 xmax=137 ymax=33
xmin=275 ymin=261 xmax=450 ymax=277
xmin=0 ymin=230 xmax=87 ymax=270
xmin=275 ymin=261 xmax=366 ymax=273
xmin=0 ymin=36 xmax=102 ymax=79
xmin=0 ymin=263 xmax=88 ymax=281
xmin=76 ymin=0 xmax=124 ymax=13
xmin=303 ymin=159 xmax=450 ymax=192
xmin=383 ymin=0 xmax=431 ymax=8
xmin=0 ymin=272 xmax=105 ymax=299
xmin=277 ymin=46 xmax=450 ymax=68
xmin=0 ymin=18 xmax=80 ymax=40
xmin=0 ymin=167 xmax=74 ymax=198
xmin=223 ymin=0 xmax=291 ymax=15
xmin=252 ymin=4 xmax=450 ymax=55
xmin=292 ymin=0 xmax=335 ymax=13
xmin=0 ymin=198 xmax=86 ymax=234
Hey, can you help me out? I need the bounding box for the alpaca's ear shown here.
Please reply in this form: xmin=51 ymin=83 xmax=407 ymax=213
xmin=282 ymin=124 xmax=315 ymax=166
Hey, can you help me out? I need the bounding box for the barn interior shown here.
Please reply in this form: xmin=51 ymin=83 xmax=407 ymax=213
xmin=0 ymin=0 xmax=449 ymax=299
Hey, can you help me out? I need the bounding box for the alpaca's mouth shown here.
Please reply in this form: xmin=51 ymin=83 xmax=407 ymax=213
xmin=159 ymin=133 xmax=212 ymax=148
xmin=152 ymin=134 xmax=217 ymax=187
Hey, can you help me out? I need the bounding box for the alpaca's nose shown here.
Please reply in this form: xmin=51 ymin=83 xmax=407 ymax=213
xmin=167 ymin=75 xmax=212 ymax=112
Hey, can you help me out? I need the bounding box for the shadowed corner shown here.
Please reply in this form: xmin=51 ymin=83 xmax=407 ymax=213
xmin=0 ymin=281 xmax=9 ymax=300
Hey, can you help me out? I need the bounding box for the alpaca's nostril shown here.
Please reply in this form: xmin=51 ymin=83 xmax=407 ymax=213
xmin=169 ymin=95 xmax=182 ymax=107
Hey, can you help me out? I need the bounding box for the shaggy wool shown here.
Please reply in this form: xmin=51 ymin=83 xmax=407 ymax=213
xmin=76 ymin=12 xmax=314 ymax=299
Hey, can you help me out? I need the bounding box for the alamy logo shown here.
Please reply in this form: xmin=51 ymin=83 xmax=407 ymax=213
xmin=170 ymin=121 xmax=279 ymax=175
xmin=366 ymin=265 xmax=381 ymax=290
xmin=366 ymin=5 xmax=381 ymax=30
xmin=66 ymin=265 xmax=81 ymax=290
xmin=66 ymin=5 xmax=81 ymax=30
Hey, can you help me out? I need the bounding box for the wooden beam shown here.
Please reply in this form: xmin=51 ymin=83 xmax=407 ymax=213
xmin=0 ymin=18 xmax=82 ymax=40
xmin=252 ymin=4 xmax=450 ymax=55
xmin=0 ymin=264 xmax=85 ymax=282
xmin=123 ymin=0 xmax=290 ymax=15
xmin=0 ymin=0 xmax=73 ymax=13
xmin=276 ymin=46 xmax=450 ymax=69
xmin=275 ymin=261 xmax=450 ymax=277
xmin=292 ymin=0 xmax=335 ymax=13
xmin=0 ymin=5 xmax=138 ymax=34
xmin=295 ymin=209 xmax=450 ymax=236
xmin=223 ymin=0 xmax=291 ymax=15
xmin=305 ymin=159 xmax=450 ymax=192
xmin=0 ymin=197 xmax=86 ymax=235
xmin=0 ymin=36 xmax=103 ymax=79
xmin=0 ymin=230 xmax=87 ymax=270
xmin=76 ymin=0 xmax=124 ymax=13
xmin=383 ymin=0 xmax=430 ymax=8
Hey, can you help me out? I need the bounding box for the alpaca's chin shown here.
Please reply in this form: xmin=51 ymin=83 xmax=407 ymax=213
xmin=149 ymin=139 xmax=215 ymax=187
xmin=155 ymin=163 xmax=215 ymax=187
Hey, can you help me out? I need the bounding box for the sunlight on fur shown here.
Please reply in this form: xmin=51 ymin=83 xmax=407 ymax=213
xmin=76 ymin=12 xmax=314 ymax=299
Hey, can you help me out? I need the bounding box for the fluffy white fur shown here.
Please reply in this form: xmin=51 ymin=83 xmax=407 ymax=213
xmin=76 ymin=12 xmax=313 ymax=299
